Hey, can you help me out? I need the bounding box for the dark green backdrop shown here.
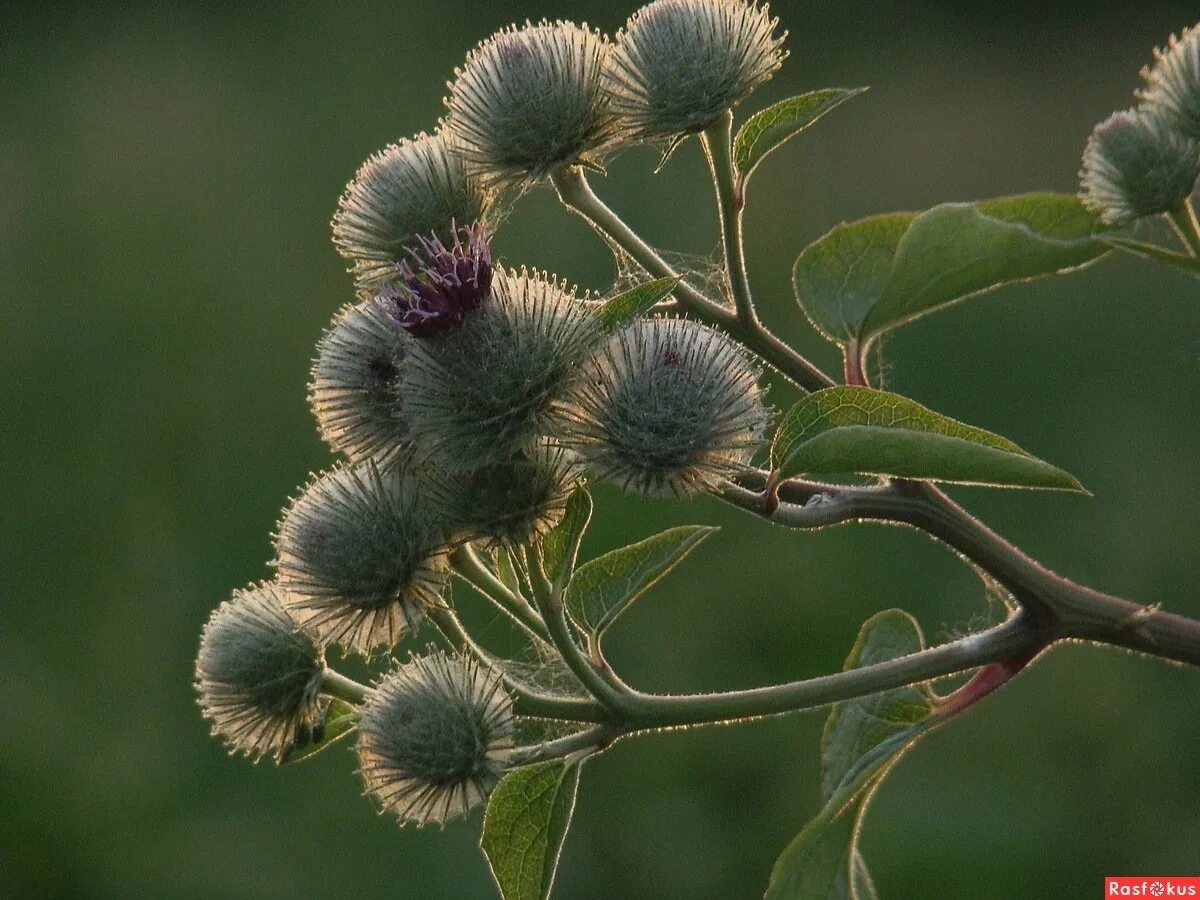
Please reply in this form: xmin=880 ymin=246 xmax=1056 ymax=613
xmin=3 ymin=1 xmax=1197 ymax=897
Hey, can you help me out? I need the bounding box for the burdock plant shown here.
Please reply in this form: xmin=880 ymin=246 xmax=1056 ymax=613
xmin=195 ymin=3 xmax=1200 ymax=897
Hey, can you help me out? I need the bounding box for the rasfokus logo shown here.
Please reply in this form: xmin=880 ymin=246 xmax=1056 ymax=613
xmin=1106 ymin=877 xmax=1200 ymax=897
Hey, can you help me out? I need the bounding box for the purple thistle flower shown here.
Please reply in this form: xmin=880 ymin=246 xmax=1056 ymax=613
xmin=375 ymin=222 xmax=493 ymax=337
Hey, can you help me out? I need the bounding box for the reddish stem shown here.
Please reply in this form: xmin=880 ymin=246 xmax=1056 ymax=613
xmin=843 ymin=340 xmax=867 ymax=386
xmin=760 ymin=471 xmax=782 ymax=516
xmin=934 ymin=646 xmax=1042 ymax=720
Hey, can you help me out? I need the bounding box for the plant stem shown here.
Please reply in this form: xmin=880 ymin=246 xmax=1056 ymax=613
xmin=932 ymin=650 xmax=1037 ymax=719
xmin=1103 ymin=235 xmax=1200 ymax=272
xmin=701 ymin=111 xmax=758 ymax=328
xmin=619 ymin=613 xmax=1046 ymax=729
xmin=551 ymin=166 xmax=835 ymax=393
xmin=545 ymin=160 xmax=1200 ymax=722
xmin=532 ymin=585 xmax=639 ymax=718
xmin=715 ymin=479 xmax=1200 ymax=666
xmin=319 ymin=667 xmax=370 ymax=704
xmin=1167 ymin=199 xmax=1200 ymax=257
xmin=842 ymin=339 xmax=866 ymax=385
xmin=505 ymin=724 xmax=624 ymax=767
xmin=449 ymin=544 xmax=551 ymax=644
xmin=432 ymin=568 xmax=1059 ymax=731
xmin=424 ymin=602 xmax=609 ymax=723
xmin=551 ymin=166 xmax=729 ymax=321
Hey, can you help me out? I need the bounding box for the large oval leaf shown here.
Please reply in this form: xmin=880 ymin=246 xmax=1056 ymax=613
xmin=792 ymin=194 xmax=1111 ymax=347
xmin=481 ymin=760 xmax=582 ymax=900
xmin=862 ymin=194 xmax=1112 ymax=342
xmin=792 ymin=212 xmax=917 ymax=344
xmin=770 ymin=386 xmax=1084 ymax=491
xmin=765 ymin=610 xmax=937 ymax=900
xmin=734 ymin=88 xmax=868 ymax=184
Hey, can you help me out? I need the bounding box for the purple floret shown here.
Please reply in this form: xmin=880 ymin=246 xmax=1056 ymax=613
xmin=376 ymin=221 xmax=493 ymax=337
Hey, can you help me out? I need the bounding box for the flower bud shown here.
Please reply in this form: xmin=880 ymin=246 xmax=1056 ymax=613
xmin=375 ymin=222 xmax=493 ymax=337
xmin=332 ymin=132 xmax=494 ymax=293
xmin=357 ymin=651 xmax=514 ymax=826
xmin=428 ymin=445 xmax=580 ymax=547
xmin=401 ymin=265 xmax=599 ymax=472
xmin=273 ymin=461 xmax=449 ymax=655
xmin=1080 ymin=108 xmax=1200 ymax=225
xmin=195 ymin=582 xmax=326 ymax=763
xmin=309 ymin=300 xmax=413 ymax=466
xmin=608 ymin=0 xmax=785 ymax=140
xmin=563 ymin=317 xmax=768 ymax=497
xmin=1139 ymin=25 xmax=1200 ymax=140
xmin=443 ymin=20 xmax=616 ymax=186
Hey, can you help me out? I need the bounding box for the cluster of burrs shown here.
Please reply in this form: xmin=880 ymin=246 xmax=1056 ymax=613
xmin=197 ymin=0 xmax=780 ymax=829
xmin=1080 ymin=25 xmax=1200 ymax=226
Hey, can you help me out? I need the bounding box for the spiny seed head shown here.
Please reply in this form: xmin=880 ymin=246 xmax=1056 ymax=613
xmin=273 ymin=461 xmax=450 ymax=655
xmin=608 ymin=0 xmax=786 ymax=140
xmin=195 ymin=582 xmax=326 ymax=764
xmin=401 ymin=265 xmax=600 ymax=473
xmin=428 ymin=445 xmax=581 ymax=547
xmin=1080 ymin=108 xmax=1200 ymax=225
xmin=563 ymin=317 xmax=768 ymax=497
xmin=375 ymin=222 xmax=493 ymax=337
xmin=1139 ymin=25 xmax=1200 ymax=141
xmin=443 ymin=20 xmax=617 ymax=186
xmin=333 ymin=132 xmax=495 ymax=294
xmin=309 ymin=300 xmax=414 ymax=466
xmin=357 ymin=651 xmax=514 ymax=827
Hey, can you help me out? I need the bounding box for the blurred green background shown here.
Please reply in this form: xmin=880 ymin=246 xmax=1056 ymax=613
xmin=3 ymin=0 xmax=1198 ymax=897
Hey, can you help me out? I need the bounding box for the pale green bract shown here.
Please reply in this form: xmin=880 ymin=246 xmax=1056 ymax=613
xmin=593 ymin=275 xmax=682 ymax=333
xmin=280 ymin=699 xmax=360 ymax=765
xmin=565 ymin=524 xmax=717 ymax=639
xmin=733 ymin=87 xmax=868 ymax=184
xmin=537 ymin=488 xmax=594 ymax=587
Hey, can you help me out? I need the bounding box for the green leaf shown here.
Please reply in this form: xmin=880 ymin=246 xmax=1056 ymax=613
xmin=280 ymin=698 xmax=359 ymax=764
xmin=1103 ymin=235 xmax=1200 ymax=277
xmin=792 ymin=194 xmax=1111 ymax=347
xmin=792 ymin=212 xmax=918 ymax=344
xmin=565 ymin=526 xmax=717 ymax=637
xmin=594 ymin=276 xmax=682 ymax=333
xmin=493 ymin=546 xmax=527 ymax=598
xmin=764 ymin=610 xmax=938 ymax=900
xmin=481 ymin=760 xmax=582 ymax=900
xmin=860 ymin=193 xmax=1111 ymax=342
xmin=539 ymin=489 xmax=593 ymax=587
xmin=770 ymin=386 xmax=1084 ymax=491
xmin=734 ymin=88 xmax=868 ymax=182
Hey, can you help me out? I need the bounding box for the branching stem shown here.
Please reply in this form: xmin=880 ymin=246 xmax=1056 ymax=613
xmin=319 ymin=667 xmax=369 ymax=705
xmin=701 ymin=111 xmax=758 ymax=328
xmin=505 ymin=724 xmax=623 ymax=767
xmin=424 ymin=602 xmax=608 ymax=723
xmin=612 ymin=614 xmax=1047 ymax=729
xmin=535 ymin=149 xmax=1200 ymax=739
xmin=449 ymin=544 xmax=551 ymax=644
xmin=1167 ymin=199 xmax=1200 ymax=257
xmin=716 ymin=480 xmax=1200 ymax=666
xmin=317 ymin=611 xmax=1051 ymax=733
xmin=551 ymin=166 xmax=835 ymax=393
xmin=532 ymin=585 xmax=639 ymax=718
